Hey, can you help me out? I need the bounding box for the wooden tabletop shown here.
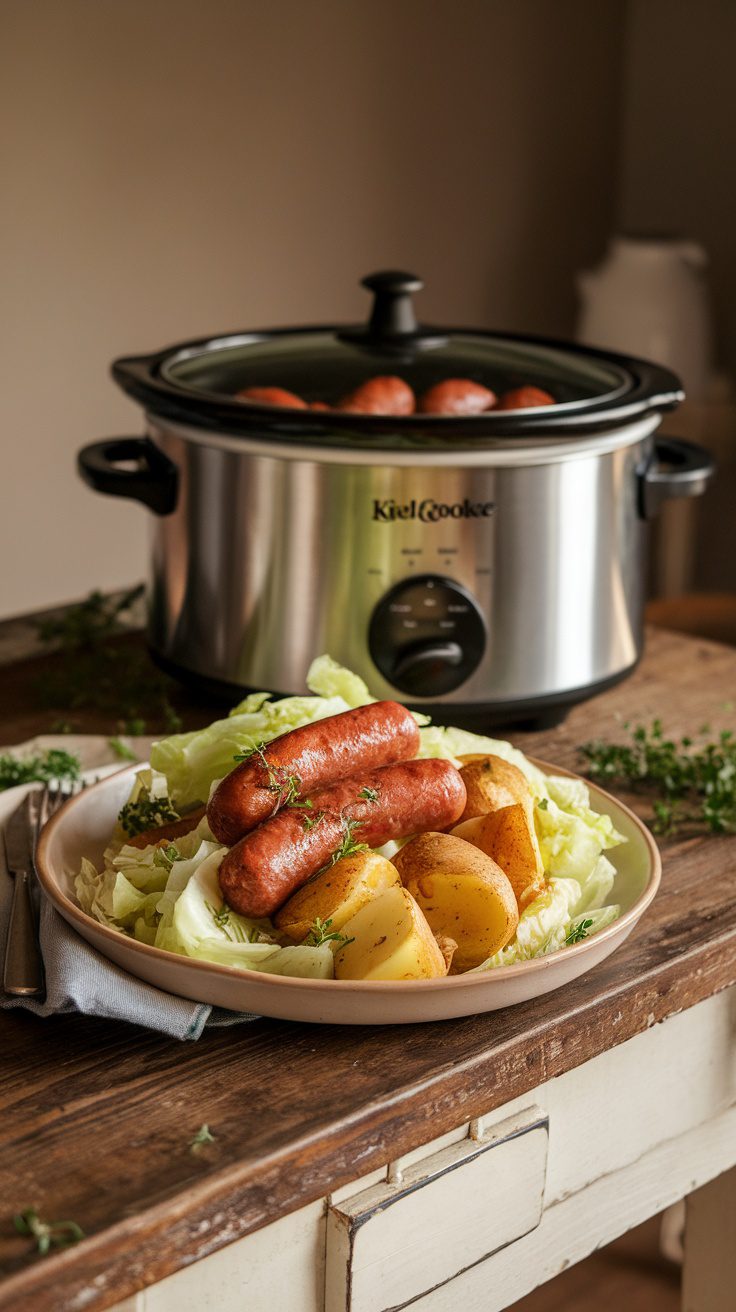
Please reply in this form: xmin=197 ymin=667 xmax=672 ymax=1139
xmin=2 ymin=627 xmax=736 ymax=1312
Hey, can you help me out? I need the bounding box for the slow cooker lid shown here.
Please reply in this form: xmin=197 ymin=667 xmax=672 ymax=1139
xmin=113 ymin=271 xmax=683 ymax=446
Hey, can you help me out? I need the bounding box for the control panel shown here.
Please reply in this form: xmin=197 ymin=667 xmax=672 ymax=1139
xmin=368 ymin=574 xmax=487 ymax=698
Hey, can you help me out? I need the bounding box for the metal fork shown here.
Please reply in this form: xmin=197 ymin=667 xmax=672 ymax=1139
xmin=3 ymin=780 xmax=82 ymax=997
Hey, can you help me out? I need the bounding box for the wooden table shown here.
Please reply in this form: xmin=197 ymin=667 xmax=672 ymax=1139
xmin=1 ymin=627 xmax=735 ymax=1312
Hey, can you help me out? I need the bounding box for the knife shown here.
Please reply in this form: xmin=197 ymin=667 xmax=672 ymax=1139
xmin=3 ymin=793 xmax=45 ymax=996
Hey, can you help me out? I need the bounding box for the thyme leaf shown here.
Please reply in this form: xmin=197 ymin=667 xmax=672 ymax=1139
xmin=190 ymin=1124 xmax=216 ymax=1150
xmin=581 ymin=720 xmax=736 ymax=836
xmin=566 ymin=918 xmax=594 ymax=945
xmin=233 ymin=743 xmax=302 ymax=806
xmin=153 ymin=843 xmax=180 ymax=870
xmin=358 ymin=786 xmax=380 ymax=804
xmin=13 ymin=1207 xmax=84 ymax=1256
xmin=304 ymin=916 xmax=355 ymax=949
xmin=204 ymin=900 xmax=247 ymax=943
xmin=327 ymin=816 xmax=370 ymax=866
xmin=119 ymin=793 xmax=179 ymax=838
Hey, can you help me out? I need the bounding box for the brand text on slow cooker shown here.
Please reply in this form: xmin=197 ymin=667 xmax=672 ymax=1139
xmin=372 ymin=498 xmax=495 ymax=523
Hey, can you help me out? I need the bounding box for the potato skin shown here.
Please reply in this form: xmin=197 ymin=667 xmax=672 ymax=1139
xmin=274 ymin=851 xmax=400 ymax=943
xmin=452 ymin=804 xmax=545 ymax=911
xmin=457 ymin=755 xmax=533 ymax=825
xmin=393 ymin=832 xmax=518 ymax=972
xmin=333 ymin=884 xmax=447 ymax=980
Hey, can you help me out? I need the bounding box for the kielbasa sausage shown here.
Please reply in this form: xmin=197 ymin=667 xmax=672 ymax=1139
xmin=207 ymin=701 xmax=421 ymax=847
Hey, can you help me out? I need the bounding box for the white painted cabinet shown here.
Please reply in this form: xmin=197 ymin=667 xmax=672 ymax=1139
xmin=112 ymin=987 xmax=736 ymax=1312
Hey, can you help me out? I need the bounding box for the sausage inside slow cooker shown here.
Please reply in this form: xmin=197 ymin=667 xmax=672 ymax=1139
xmin=235 ymin=377 xmax=555 ymax=416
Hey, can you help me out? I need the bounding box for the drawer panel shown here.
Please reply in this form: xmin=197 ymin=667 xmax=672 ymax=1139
xmin=326 ymin=1107 xmax=548 ymax=1312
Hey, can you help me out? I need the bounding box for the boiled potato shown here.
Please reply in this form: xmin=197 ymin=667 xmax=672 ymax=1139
xmin=393 ymin=832 xmax=518 ymax=972
xmin=333 ymin=884 xmax=447 ymax=981
xmin=453 ymin=804 xmax=545 ymax=911
xmin=435 ymin=934 xmax=458 ymax=974
xmin=457 ymin=754 xmax=534 ymax=824
xmin=274 ymin=851 xmax=400 ymax=943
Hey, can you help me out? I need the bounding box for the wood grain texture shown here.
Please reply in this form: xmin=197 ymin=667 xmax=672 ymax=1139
xmin=1 ymin=627 xmax=736 ymax=1312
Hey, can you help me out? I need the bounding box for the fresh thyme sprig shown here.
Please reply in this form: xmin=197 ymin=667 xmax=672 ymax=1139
xmin=153 ymin=843 xmax=180 ymax=870
xmin=0 ymin=749 xmax=80 ymax=792
xmin=190 ymin=1124 xmax=216 ymax=1151
xmin=581 ymin=719 xmax=736 ymax=836
xmin=327 ymin=816 xmax=370 ymax=866
xmin=302 ymin=809 xmax=326 ymax=832
xmin=13 ymin=1207 xmax=84 ymax=1256
xmin=304 ymin=917 xmax=354 ymax=949
xmin=204 ymin=900 xmax=262 ymax=944
xmin=233 ymin=743 xmax=302 ymax=806
xmin=358 ymin=786 xmax=380 ymax=804
xmin=566 ymin=918 xmax=594 ymax=946
xmin=34 ymin=588 xmax=183 ymax=733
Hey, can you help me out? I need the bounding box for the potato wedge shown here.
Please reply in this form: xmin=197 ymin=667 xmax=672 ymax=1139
xmin=457 ymin=754 xmax=534 ymax=824
xmin=274 ymin=851 xmax=400 ymax=943
xmin=452 ymin=804 xmax=545 ymax=911
xmin=393 ymin=832 xmax=518 ymax=972
xmin=333 ymin=885 xmax=447 ymax=980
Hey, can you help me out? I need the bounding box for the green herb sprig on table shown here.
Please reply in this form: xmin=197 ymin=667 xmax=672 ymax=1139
xmin=190 ymin=1124 xmax=216 ymax=1151
xmin=0 ymin=749 xmax=80 ymax=792
xmin=581 ymin=719 xmax=736 ymax=836
xmin=13 ymin=1207 xmax=84 ymax=1256
xmin=34 ymin=588 xmax=182 ymax=734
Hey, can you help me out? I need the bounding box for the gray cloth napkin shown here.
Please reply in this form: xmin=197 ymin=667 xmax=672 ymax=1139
xmin=1 ymin=736 xmax=260 ymax=1040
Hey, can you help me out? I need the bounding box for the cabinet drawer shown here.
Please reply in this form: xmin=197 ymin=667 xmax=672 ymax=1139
xmin=326 ymin=1107 xmax=548 ymax=1312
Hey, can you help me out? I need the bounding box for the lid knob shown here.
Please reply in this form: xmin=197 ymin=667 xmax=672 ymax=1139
xmin=362 ymin=270 xmax=423 ymax=340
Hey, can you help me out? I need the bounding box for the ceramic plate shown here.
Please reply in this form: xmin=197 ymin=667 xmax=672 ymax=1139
xmin=34 ymin=762 xmax=660 ymax=1024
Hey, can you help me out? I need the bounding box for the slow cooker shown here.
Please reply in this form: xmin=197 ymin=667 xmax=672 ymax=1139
xmin=78 ymin=271 xmax=714 ymax=727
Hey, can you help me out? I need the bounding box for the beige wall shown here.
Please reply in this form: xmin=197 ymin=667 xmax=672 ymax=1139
xmin=0 ymin=0 xmax=626 ymax=618
xmin=619 ymin=0 xmax=736 ymax=380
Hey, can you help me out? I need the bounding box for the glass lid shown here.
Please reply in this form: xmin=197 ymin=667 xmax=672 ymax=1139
xmin=112 ymin=271 xmax=683 ymax=446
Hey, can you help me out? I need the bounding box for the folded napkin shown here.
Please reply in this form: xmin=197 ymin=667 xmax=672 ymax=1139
xmin=1 ymin=736 xmax=259 ymax=1040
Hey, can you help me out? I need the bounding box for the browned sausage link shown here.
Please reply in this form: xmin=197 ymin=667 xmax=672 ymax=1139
xmin=417 ymin=380 xmax=496 ymax=416
xmin=127 ymin=806 xmax=206 ymax=850
xmin=338 ymin=376 xmax=415 ymax=416
xmin=218 ymin=759 xmax=467 ymax=918
xmin=207 ymin=701 xmax=421 ymax=846
xmin=235 ymin=386 xmax=307 ymax=409
xmin=494 ymin=386 xmax=554 ymax=411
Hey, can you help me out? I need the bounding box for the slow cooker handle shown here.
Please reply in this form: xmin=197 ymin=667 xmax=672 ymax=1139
xmin=639 ymin=436 xmax=715 ymax=519
xmin=77 ymin=438 xmax=178 ymax=515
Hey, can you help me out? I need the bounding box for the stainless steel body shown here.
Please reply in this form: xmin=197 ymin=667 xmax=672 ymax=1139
xmin=144 ymin=414 xmax=660 ymax=710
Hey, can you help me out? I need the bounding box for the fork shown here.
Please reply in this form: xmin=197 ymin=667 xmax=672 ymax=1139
xmin=3 ymin=780 xmax=82 ymax=997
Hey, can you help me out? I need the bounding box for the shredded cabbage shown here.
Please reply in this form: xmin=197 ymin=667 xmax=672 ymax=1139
xmin=77 ymin=653 xmax=625 ymax=977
